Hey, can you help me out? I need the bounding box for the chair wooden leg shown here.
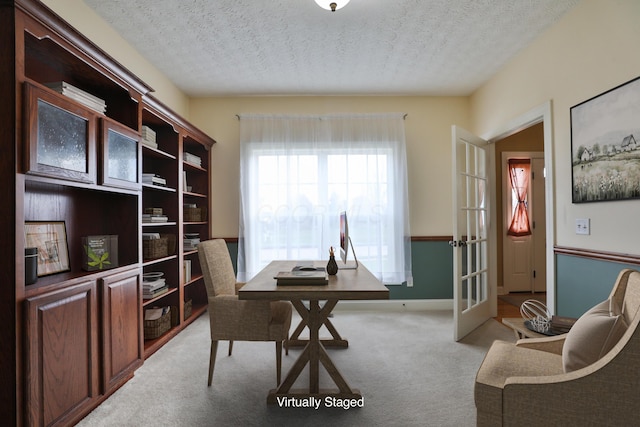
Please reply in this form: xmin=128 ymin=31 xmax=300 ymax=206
xmin=208 ymin=340 xmax=219 ymax=387
xmin=285 ymin=335 xmax=289 ymax=356
xmin=228 ymin=340 xmax=233 ymax=356
xmin=276 ymin=341 xmax=283 ymax=385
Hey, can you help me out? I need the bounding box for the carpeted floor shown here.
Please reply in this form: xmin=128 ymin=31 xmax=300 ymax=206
xmin=77 ymin=310 xmax=515 ymax=427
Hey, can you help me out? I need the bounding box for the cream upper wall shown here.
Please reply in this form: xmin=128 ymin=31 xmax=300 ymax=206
xmin=43 ymin=0 xmax=470 ymax=239
xmin=42 ymin=0 xmax=190 ymax=116
xmin=189 ymin=96 xmax=470 ymax=238
xmin=46 ymin=0 xmax=639 ymax=250
xmin=470 ymin=0 xmax=640 ymax=255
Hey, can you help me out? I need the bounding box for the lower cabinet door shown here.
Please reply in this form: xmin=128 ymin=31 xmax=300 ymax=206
xmin=101 ymin=268 xmax=143 ymax=392
xmin=25 ymin=280 xmax=99 ymax=427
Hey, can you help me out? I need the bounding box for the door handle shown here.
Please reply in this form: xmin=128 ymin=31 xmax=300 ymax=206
xmin=449 ymin=240 xmax=467 ymax=247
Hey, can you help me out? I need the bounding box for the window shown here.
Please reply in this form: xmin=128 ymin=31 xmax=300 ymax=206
xmin=507 ymin=159 xmax=532 ymax=236
xmin=238 ymin=114 xmax=411 ymax=284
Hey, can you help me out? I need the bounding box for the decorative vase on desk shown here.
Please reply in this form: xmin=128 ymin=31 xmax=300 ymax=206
xmin=327 ymin=246 xmax=338 ymax=275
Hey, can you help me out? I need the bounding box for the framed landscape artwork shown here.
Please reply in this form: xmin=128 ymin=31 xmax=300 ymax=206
xmin=25 ymin=221 xmax=70 ymax=276
xmin=571 ymin=76 xmax=640 ymax=203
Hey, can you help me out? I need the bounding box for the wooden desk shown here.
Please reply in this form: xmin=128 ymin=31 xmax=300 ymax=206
xmin=238 ymin=260 xmax=389 ymax=404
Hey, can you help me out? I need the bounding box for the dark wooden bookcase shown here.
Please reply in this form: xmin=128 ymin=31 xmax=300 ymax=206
xmin=1 ymin=1 xmax=215 ymax=425
xmin=140 ymin=96 xmax=213 ymax=357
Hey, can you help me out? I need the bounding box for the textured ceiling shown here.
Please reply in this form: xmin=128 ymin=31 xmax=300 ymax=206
xmin=83 ymin=0 xmax=579 ymax=97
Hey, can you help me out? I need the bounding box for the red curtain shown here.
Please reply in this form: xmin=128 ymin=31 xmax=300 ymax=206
xmin=507 ymin=159 xmax=531 ymax=236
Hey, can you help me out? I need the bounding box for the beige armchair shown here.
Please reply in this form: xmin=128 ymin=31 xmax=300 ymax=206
xmin=475 ymin=269 xmax=640 ymax=426
xmin=198 ymin=239 xmax=292 ymax=386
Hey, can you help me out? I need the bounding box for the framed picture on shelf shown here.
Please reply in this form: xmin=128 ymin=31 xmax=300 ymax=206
xmin=571 ymin=76 xmax=640 ymax=203
xmin=24 ymin=221 xmax=70 ymax=276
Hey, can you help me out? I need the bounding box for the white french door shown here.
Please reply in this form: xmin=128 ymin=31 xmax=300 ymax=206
xmin=451 ymin=126 xmax=492 ymax=341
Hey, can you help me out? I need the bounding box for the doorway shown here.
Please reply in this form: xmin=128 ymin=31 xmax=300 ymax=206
xmin=494 ymin=124 xmax=545 ymax=295
xmin=479 ymin=101 xmax=555 ymax=319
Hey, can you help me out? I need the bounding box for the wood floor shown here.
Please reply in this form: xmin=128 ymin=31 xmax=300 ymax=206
xmin=494 ymin=297 xmax=521 ymax=323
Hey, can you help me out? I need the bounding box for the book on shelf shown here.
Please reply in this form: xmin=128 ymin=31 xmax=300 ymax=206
xmin=142 ymin=214 xmax=169 ymax=223
xmin=141 ymin=125 xmax=156 ymax=142
xmin=142 ymin=173 xmax=167 ymax=186
xmin=184 ymin=259 xmax=192 ymax=282
xmin=144 ymin=207 xmax=163 ymax=216
xmin=142 ymin=138 xmax=158 ymax=149
xmin=184 ymin=152 xmax=202 ymax=167
xmin=183 ymin=238 xmax=200 ymax=251
xmin=274 ymin=268 xmax=328 ymax=286
xmin=82 ymin=235 xmax=118 ymax=271
xmin=143 ymin=285 xmax=169 ymax=300
xmin=44 ymin=81 xmax=107 ymax=114
xmin=143 ymin=277 xmax=166 ymax=291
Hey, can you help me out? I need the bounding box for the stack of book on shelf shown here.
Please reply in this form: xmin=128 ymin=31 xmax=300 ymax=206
xmin=142 ymin=272 xmax=168 ymax=300
xmin=275 ymin=266 xmax=328 ymax=286
xmin=45 ymin=81 xmax=106 ymax=114
xmin=142 ymin=209 xmax=168 ymax=223
xmin=141 ymin=125 xmax=157 ymax=149
xmin=184 ymin=152 xmax=202 ymax=167
xmin=142 ymin=173 xmax=167 ymax=187
xmin=183 ymin=233 xmax=200 ymax=251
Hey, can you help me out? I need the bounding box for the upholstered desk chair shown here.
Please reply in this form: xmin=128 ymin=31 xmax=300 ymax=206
xmin=198 ymin=239 xmax=292 ymax=386
xmin=475 ymin=269 xmax=640 ymax=426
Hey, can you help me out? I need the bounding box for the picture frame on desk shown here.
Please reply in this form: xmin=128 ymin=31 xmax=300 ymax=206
xmin=24 ymin=221 xmax=70 ymax=277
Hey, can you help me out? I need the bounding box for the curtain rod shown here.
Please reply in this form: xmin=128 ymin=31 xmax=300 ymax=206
xmin=235 ymin=114 xmax=408 ymax=120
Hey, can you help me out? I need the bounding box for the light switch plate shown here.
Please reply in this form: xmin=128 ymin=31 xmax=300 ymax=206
xmin=575 ymin=218 xmax=590 ymax=235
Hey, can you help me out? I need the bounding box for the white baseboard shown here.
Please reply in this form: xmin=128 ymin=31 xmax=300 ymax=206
xmin=333 ymin=299 xmax=453 ymax=312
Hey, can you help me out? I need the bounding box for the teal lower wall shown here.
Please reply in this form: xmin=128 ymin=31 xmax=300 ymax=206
xmin=556 ymin=253 xmax=639 ymax=318
xmin=225 ymin=241 xmax=640 ymax=313
xmin=390 ymin=240 xmax=453 ymax=299
xmin=225 ymin=240 xmax=453 ymax=300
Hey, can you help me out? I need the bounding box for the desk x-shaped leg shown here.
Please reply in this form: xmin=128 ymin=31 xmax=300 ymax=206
xmin=267 ymin=299 xmax=360 ymax=403
xmin=288 ymin=299 xmax=349 ymax=348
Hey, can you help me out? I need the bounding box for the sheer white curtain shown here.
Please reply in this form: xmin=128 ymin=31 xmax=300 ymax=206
xmin=238 ymin=113 xmax=411 ymax=284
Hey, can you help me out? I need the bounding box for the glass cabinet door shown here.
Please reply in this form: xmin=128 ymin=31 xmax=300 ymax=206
xmin=24 ymin=82 xmax=97 ymax=183
xmin=101 ymin=118 xmax=141 ymax=190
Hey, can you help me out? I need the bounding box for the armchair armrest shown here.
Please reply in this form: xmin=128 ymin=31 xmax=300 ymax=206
xmin=515 ymin=334 xmax=566 ymax=355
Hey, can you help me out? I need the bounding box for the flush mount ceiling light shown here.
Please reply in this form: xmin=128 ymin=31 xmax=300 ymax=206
xmin=314 ymin=0 xmax=350 ymax=12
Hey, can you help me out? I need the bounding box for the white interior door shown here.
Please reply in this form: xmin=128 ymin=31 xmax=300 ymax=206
xmin=502 ymin=152 xmax=545 ymax=293
xmin=451 ymin=126 xmax=492 ymax=341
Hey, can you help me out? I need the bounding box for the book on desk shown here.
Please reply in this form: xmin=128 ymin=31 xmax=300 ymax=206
xmin=274 ymin=266 xmax=328 ymax=286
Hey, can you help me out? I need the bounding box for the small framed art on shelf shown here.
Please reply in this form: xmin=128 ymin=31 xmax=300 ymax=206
xmin=24 ymin=221 xmax=70 ymax=277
